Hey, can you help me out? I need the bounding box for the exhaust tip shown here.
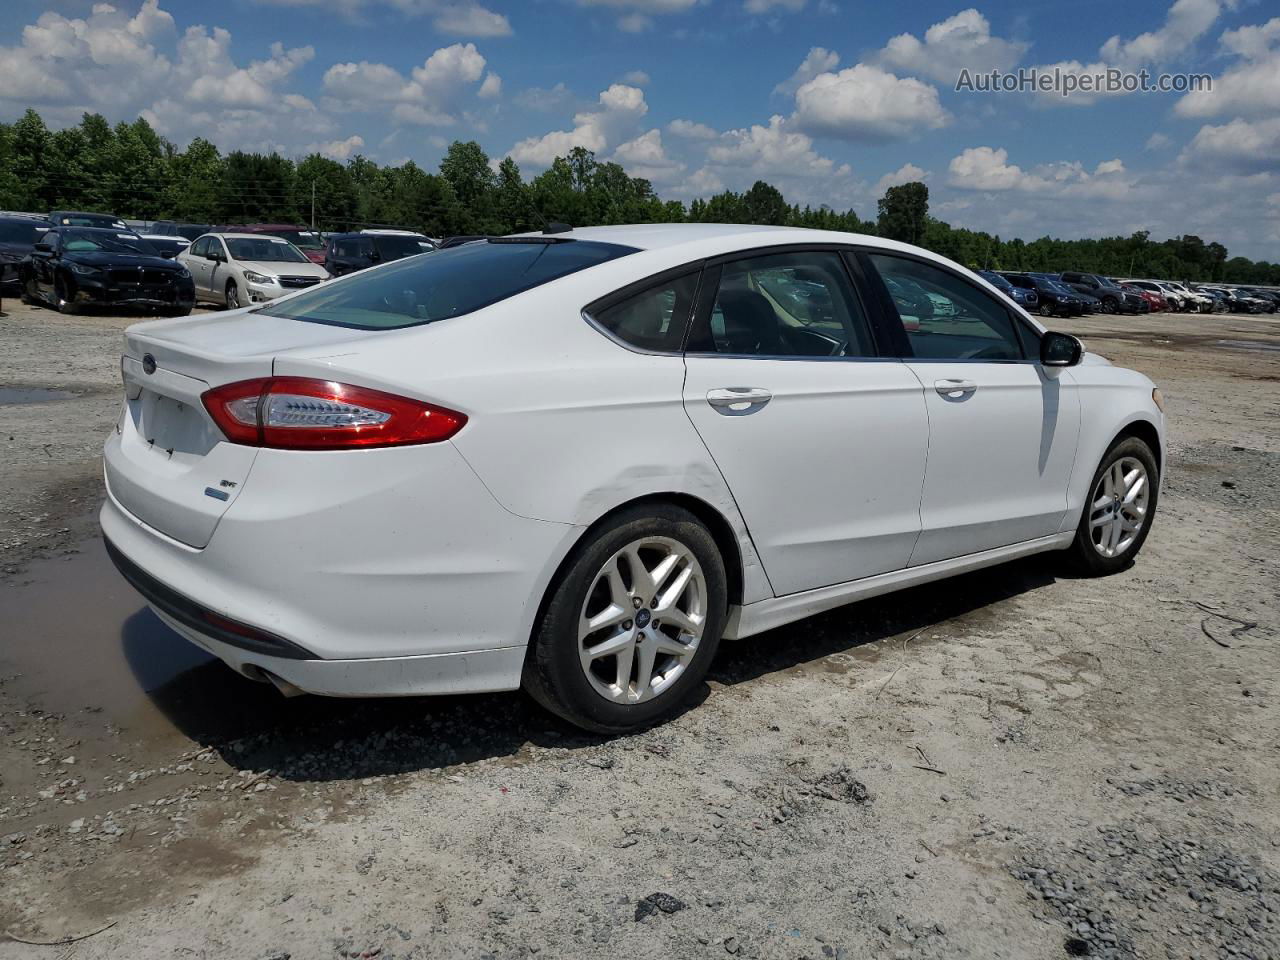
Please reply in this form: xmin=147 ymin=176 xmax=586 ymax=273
xmin=263 ymin=670 xmax=307 ymax=698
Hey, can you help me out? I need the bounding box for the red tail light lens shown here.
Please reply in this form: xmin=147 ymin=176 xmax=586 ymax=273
xmin=201 ymin=377 xmax=466 ymax=450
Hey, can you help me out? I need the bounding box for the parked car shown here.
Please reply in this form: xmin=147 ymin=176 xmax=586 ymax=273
xmin=1200 ymin=286 xmax=1262 ymax=313
xmin=1036 ymin=274 xmax=1101 ymax=314
xmin=1240 ymin=288 xmax=1279 ymax=313
xmin=137 ymin=234 xmax=191 ymax=259
xmin=48 ymin=210 xmax=127 ymax=230
xmin=1120 ymin=280 xmax=1180 ymax=311
xmin=19 ymin=226 xmax=194 ymax=315
xmin=1158 ymin=281 xmax=1213 ymax=312
xmin=151 ymin=221 xmax=213 ymax=242
xmin=324 ymin=230 xmax=435 ymax=277
xmin=1001 ymin=273 xmax=1083 ymax=317
xmin=101 ymin=224 xmax=1165 ymax=732
xmin=976 ymin=270 xmax=1038 ymax=311
xmin=178 ymin=233 xmax=329 ymax=309
xmin=1059 ymin=272 xmax=1141 ymax=314
xmin=0 ymin=215 xmax=51 ymax=290
xmin=1192 ymin=286 xmax=1232 ymax=313
xmin=216 ymin=224 xmax=326 ymax=264
xmin=1118 ymin=283 xmax=1167 ymax=312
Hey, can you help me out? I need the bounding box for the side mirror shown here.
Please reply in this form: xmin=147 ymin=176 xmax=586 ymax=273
xmin=33 ymin=242 xmax=52 ymax=253
xmin=1041 ymin=331 xmax=1083 ymax=367
xmin=205 ymin=250 xmax=222 ymax=262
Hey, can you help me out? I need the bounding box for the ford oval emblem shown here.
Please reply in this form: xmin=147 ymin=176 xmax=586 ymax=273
xmin=142 ymin=353 xmax=157 ymax=375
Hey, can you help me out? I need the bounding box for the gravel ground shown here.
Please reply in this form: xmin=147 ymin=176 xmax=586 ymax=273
xmin=1 ymin=299 xmax=1277 ymax=959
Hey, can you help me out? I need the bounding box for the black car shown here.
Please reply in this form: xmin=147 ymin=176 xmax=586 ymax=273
xmin=324 ymin=231 xmax=436 ymax=276
xmin=1000 ymin=272 xmax=1082 ymax=317
xmin=48 ymin=209 xmax=127 ymax=230
xmin=20 ymin=227 xmax=194 ymax=315
xmin=151 ymin=220 xmax=213 ymax=241
xmin=1059 ymin=272 xmax=1143 ymax=314
xmin=0 ymin=215 xmax=51 ymax=290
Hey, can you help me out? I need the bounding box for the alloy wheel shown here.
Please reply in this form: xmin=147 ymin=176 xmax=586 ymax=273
xmin=227 ymin=283 xmax=241 ymax=309
xmin=578 ymin=536 xmax=706 ymax=704
xmin=1088 ymin=456 xmax=1150 ymax=558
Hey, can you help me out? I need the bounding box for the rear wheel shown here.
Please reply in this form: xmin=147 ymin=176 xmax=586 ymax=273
xmin=1067 ymin=436 xmax=1159 ymax=575
xmin=225 ymin=280 xmax=242 ymax=310
xmin=523 ymin=504 xmax=727 ymax=733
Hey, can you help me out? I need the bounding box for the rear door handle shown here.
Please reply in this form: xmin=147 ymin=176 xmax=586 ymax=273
xmin=706 ymin=387 xmax=772 ymax=415
xmin=934 ymin=378 xmax=977 ymax=399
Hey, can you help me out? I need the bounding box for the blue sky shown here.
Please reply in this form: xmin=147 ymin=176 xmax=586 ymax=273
xmin=3 ymin=0 xmax=1278 ymax=258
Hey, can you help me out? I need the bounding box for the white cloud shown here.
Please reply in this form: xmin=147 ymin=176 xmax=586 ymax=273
xmin=947 ymin=146 xmax=1133 ymax=198
xmin=612 ymin=129 xmax=685 ymax=182
xmin=668 ymin=166 xmax=726 ymax=198
xmin=621 ymin=70 xmax=651 ymax=86
xmin=1099 ymin=0 xmax=1231 ymax=68
xmin=1145 ymin=132 xmax=1173 ymax=150
xmin=667 ymin=118 xmax=719 ymax=139
xmin=507 ymin=83 xmax=648 ymax=168
xmin=773 ymin=46 xmax=839 ymax=95
xmin=1179 ymin=117 xmax=1280 ymax=174
xmin=792 ymin=64 xmax=950 ymax=140
xmin=745 ymin=0 xmax=806 ymax=12
xmin=307 ymin=134 xmax=366 ymax=159
xmin=877 ymin=9 xmax=1028 ymax=85
xmin=875 ymin=162 xmax=929 ymax=195
xmin=571 ymin=0 xmax=699 ymax=32
xmin=322 ymin=42 xmax=492 ymax=125
xmin=514 ymin=83 xmax=576 ymax=111
xmin=706 ymin=114 xmax=845 ymax=178
xmin=1176 ymin=15 xmax=1280 ymax=118
xmin=254 ymin=0 xmax=512 ymax=36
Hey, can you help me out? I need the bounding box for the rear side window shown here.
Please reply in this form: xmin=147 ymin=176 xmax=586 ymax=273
xmin=588 ymin=272 xmax=699 ymax=352
xmin=259 ymin=239 xmax=636 ymax=330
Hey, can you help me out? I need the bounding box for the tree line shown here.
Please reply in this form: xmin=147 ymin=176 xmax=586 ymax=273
xmin=1 ymin=108 xmax=1275 ymax=285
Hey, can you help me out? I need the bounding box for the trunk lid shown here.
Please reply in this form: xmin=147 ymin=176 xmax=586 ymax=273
xmin=107 ymin=311 xmax=378 ymax=548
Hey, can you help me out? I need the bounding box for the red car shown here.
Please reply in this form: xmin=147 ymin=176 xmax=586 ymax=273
xmin=215 ymin=223 xmax=326 ymax=264
xmin=1120 ymin=284 xmax=1167 ymax=312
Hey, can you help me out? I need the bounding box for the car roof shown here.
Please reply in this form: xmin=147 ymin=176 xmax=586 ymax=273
xmin=53 ymin=225 xmax=138 ymax=234
xmin=203 ymin=232 xmax=300 ymax=241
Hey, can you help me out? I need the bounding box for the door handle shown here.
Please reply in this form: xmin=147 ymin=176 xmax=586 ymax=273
xmin=934 ymin=378 xmax=977 ymax=399
xmin=706 ymin=387 xmax=772 ymax=415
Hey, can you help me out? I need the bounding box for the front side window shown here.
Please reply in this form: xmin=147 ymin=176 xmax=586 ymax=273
xmin=589 ymin=272 xmax=699 ymax=352
xmin=868 ymin=254 xmax=1023 ymax=361
xmin=258 ymin=238 xmax=636 ymax=330
xmin=689 ymin=251 xmax=875 ymax=358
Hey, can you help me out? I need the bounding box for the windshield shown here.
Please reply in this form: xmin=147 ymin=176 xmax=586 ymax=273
xmin=55 ymin=213 xmax=123 ymax=228
xmin=0 ymin=221 xmax=46 ymax=244
xmin=174 ymin=223 xmax=211 ymax=240
xmin=979 ymin=271 xmax=1012 ymax=291
xmin=265 ymin=229 xmax=323 ymax=251
xmin=259 ymin=238 xmax=636 ymax=330
xmin=61 ymin=230 xmax=153 ymax=254
xmin=372 ymin=235 xmax=434 ymax=260
xmin=226 ymin=237 xmax=310 ymax=263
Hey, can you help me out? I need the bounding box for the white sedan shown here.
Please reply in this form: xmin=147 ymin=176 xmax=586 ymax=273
xmin=101 ymin=224 xmax=1164 ymax=732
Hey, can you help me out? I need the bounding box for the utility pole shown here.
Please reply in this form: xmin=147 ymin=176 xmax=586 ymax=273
xmin=311 ymin=181 xmax=316 ymax=231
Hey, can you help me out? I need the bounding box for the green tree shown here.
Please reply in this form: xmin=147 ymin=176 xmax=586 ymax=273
xmin=876 ymin=181 xmax=929 ymax=245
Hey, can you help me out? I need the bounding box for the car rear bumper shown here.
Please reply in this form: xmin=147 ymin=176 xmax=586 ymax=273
xmin=100 ymin=439 xmax=581 ymax=695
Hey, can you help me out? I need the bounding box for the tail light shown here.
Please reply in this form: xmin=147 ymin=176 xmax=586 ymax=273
xmin=201 ymin=377 xmax=466 ymax=450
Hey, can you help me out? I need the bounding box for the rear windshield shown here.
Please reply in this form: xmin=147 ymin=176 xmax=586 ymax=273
xmin=372 ymin=235 xmax=434 ymax=259
xmin=258 ymin=239 xmax=636 ymax=330
xmin=0 ymin=221 xmax=47 ymax=244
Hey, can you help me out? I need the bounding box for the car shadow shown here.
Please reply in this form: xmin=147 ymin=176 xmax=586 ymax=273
xmin=123 ymin=555 xmax=1060 ymax=782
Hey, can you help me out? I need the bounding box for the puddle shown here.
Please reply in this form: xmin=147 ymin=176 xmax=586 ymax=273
xmin=0 ymin=387 xmax=76 ymax=404
xmin=1216 ymin=339 xmax=1280 ymax=354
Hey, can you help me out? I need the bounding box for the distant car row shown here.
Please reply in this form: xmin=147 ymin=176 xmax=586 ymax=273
xmin=0 ymin=210 xmax=437 ymax=314
xmin=973 ymin=269 xmax=1278 ymax=317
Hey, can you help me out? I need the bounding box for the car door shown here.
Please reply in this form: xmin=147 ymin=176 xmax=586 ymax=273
xmin=185 ymin=237 xmax=210 ymax=297
xmin=207 ymin=237 xmax=230 ymax=303
xmin=681 ymin=249 xmax=930 ymax=596
xmin=32 ymin=231 xmax=59 ymax=298
xmin=862 ymin=252 xmax=1080 ymax=566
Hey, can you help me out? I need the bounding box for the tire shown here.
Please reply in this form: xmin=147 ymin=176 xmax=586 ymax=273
xmin=225 ymin=280 xmax=242 ymax=310
xmin=523 ymin=503 xmax=728 ymax=733
xmin=53 ymin=273 xmax=78 ymax=314
xmin=1102 ymin=296 xmax=1118 ymax=314
xmin=20 ymin=277 xmax=39 ymax=306
xmin=1066 ymin=436 xmax=1159 ymax=576
xmin=1039 ymin=302 xmax=1053 ymax=317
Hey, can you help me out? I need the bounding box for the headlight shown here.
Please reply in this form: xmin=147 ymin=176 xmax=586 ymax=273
xmin=243 ymin=270 xmax=275 ymax=285
xmin=67 ymin=261 xmax=101 ymax=276
xmin=175 ymin=266 xmax=191 ymax=279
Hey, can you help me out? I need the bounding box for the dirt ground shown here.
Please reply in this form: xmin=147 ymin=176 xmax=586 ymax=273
xmin=1 ymin=297 xmax=1277 ymax=960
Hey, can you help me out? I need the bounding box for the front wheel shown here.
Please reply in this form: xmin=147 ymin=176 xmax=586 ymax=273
xmin=1102 ymin=297 xmax=1118 ymax=314
xmin=53 ymin=274 xmax=78 ymax=314
xmin=523 ymin=504 xmax=728 ymax=733
xmin=1039 ymin=302 xmax=1053 ymax=317
xmin=1067 ymin=436 xmax=1159 ymax=576
xmin=225 ymin=280 xmax=242 ymax=310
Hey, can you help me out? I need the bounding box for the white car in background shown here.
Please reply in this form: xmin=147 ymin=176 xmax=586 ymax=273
xmin=102 ymin=224 xmax=1165 ymax=732
xmin=178 ymin=232 xmax=330 ymax=309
